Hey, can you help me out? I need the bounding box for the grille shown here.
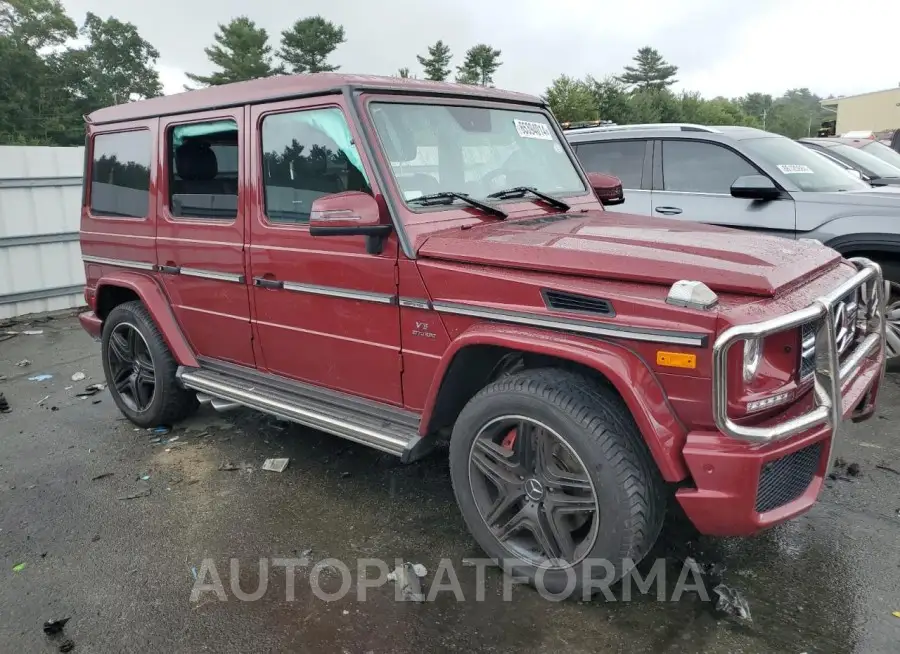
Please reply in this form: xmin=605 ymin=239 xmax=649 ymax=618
xmin=755 ymin=441 xmax=822 ymax=513
xmin=798 ymin=288 xmax=860 ymax=380
xmin=542 ymin=289 xmax=614 ymax=316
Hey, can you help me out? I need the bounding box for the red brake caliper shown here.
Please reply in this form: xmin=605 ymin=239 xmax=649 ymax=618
xmin=501 ymin=427 xmax=517 ymax=451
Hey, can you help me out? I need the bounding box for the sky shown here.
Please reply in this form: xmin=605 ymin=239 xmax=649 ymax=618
xmin=60 ymin=0 xmax=900 ymax=101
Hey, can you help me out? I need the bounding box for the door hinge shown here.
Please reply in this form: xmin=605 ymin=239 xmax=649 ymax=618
xmin=398 ymin=352 xmax=404 ymax=373
xmin=393 ymin=264 xmax=400 ymax=286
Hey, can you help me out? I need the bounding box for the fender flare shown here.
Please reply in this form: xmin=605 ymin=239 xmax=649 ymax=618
xmin=95 ymin=271 xmax=199 ymax=368
xmin=824 ymin=232 xmax=900 ymax=256
xmin=420 ymin=323 xmax=689 ymax=482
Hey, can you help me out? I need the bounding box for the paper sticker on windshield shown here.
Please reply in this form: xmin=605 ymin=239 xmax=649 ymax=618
xmin=514 ymin=119 xmax=553 ymax=140
xmin=777 ymin=164 xmax=814 ymax=174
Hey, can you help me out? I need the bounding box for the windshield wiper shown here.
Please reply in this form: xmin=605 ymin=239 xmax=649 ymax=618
xmin=408 ymin=192 xmax=507 ymax=219
xmin=486 ymin=186 xmax=570 ymax=211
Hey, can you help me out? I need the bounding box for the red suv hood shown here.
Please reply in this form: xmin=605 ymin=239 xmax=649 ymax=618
xmin=417 ymin=211 xmax=841 ymax=297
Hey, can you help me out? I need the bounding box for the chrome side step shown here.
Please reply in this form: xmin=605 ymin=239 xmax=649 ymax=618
xmin=177 ymin=367 xmax=432 ymax=462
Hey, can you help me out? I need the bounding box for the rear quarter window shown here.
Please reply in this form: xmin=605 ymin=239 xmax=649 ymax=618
xmin=90 ymin=130 xmax=152 ymax=218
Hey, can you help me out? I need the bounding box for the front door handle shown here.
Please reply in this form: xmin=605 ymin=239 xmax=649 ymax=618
xmin=654 ymin=206 xmax=683 ymax=215
xmin=253 ymin=276 xmax=283 ymax=290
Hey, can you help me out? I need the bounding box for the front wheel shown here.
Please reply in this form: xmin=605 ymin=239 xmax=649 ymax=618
xmin=101 ymin=301 xmax=198 ymax=428
xmin=449 ymin=368 xmax=666 ymax=595
xmin=881 ymin=263 xmax=900 ymax=370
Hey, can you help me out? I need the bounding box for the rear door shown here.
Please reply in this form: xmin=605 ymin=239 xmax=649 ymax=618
xmin=651 ymin=139 xmax=796 ymax=238
xmin=573 ymin=138 xmax=652 ymax=215
xmin=155 ymin=108 xmax=255 ymax=367
xmin=246 ymin=96 xmax=403 ymax=405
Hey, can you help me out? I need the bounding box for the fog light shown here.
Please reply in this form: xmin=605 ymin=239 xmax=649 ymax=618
xmin=746 ymin=391 xmax=793 ymax=414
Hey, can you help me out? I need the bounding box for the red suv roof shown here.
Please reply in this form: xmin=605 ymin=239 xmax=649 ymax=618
xmin=88 ymin=73 xmax=543 ymax=125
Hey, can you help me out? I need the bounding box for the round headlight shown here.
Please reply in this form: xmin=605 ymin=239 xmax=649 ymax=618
xmin=743 ymin=338 xmax=762 ymax=382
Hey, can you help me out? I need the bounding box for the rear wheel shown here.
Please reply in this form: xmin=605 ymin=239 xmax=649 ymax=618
xmin=449 ymin=368 xmax=666 ymax=594
xmin=101 ymin=301 xmax=198 ymax=428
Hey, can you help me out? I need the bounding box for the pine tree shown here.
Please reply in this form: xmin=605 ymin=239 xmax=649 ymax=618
xmin=617 ymin=47 xmax=678 ymax=90
xmin=186 ymin=17 xmax=279 ymax=86
xmin=455 ymin=44 xmax=501 ymax=86
xmin=416 ymin=40 xmax=452 ymax=82
xmin=278 ymin=15 xmax=345 ymax=74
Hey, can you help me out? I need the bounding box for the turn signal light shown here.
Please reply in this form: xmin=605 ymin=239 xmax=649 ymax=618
xmin=656 ymin=351 xmax=697 ymax=369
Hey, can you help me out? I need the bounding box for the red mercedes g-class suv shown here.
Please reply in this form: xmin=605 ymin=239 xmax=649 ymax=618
xmin=78 ymin=74 xmax=887 ymax=590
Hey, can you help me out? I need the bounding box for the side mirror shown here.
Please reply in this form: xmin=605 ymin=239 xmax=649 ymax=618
xmin=730 ymin=175 xmax=781 ymax=201
xmin=308 ymin=191 xmax=392 ymax=254
xmin=586 ymin=171 xmax=625 ymax=206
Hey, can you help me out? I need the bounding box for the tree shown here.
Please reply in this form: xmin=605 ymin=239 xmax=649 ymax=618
xmin=56 ymin=13 xmax=161 ymax=108
xmin=586 ymin=76 xmax=634 ymax=124
xmin=455 ymin=44 xmax=501 ymax=86
xmin=0 ymin=0 xmax=75 ymax=48
xmin=543 ymin=75 xmax=597 ymax=123
xmin=397 ymin=67 xmax=410 ymax=78
xmin=416 ymin=40 xmax=452 ymax=82
xmin=617 ymin=46 xmax=678 ymax=90
xmin=279 ymin=16 xmax=344 ymax=74
xmin=0 ymin=0 xmax=78 ymax=144
xmin=186 ymin=17 xmax=278 ymax=86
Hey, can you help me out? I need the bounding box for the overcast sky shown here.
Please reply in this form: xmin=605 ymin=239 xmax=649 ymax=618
xmin=61 ymin=0 xmax=900 ymax=101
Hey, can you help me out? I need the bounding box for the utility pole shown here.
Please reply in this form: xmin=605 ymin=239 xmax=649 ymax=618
xmin=761 ymin=108 xmax=767 ymax=130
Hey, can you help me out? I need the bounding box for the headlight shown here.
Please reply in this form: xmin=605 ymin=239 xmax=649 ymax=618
xmin=743 ymin=338 xmax=762 ymax=382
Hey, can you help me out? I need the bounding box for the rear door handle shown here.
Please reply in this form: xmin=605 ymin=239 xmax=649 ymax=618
xmin=253 ymin=277 xmax=283 ymax=289
xmin=654 ymin=206 xmax=683 ymax=215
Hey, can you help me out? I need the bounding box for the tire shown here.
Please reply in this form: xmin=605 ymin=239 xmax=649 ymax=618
xmin=449 ymin=368 xmax=666 ymax=596
xmin=879 ymin=262 xmax=900 ymax=371
xmin=101 ymin=300 xmax=198 ymax=428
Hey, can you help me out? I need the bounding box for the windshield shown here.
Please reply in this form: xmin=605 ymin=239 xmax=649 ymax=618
xmin=826 ymin=143 xmax=900 ymax=178
xmin=860 ymin=140 xmax=900 ymax=172
xmin=742 ymin=136 xmax=870 ymax=192
xmin=368 ymin=103 xmax=585 ymax=204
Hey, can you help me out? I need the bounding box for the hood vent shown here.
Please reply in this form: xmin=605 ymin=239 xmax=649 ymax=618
xmin=542 ymin=289 xmax=615 ymax=316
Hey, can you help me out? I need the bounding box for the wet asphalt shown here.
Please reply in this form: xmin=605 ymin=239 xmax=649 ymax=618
xmin=1 ymin=314 xmax=899 ymax=653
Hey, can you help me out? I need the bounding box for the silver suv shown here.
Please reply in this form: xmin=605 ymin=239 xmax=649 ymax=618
xmin=565 ymin=123 xmax=900 ymax=363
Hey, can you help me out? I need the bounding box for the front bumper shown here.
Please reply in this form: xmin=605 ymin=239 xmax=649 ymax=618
xmin=677 ymin=258 xmax=887 ymax=537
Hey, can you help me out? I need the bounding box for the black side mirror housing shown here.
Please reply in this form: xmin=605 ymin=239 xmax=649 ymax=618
xmin=730 ymin=175 xmax=781 ymax=201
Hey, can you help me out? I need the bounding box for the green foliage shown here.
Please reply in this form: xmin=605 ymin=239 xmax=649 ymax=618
xmin=416 ymin=40 xmax=452 ymax=81
xmin=456 ymin=44 xmax=501 ymax=86
xmin=278 ymin=15 xmax=345 ymax=74
xmin=544 ymin=75 xmax=597 ymax=123
xmin=617 ymin=46 xmax=678 ymax=90
xmin=186 ymin=17 xmax=279 ymax=86
xmin=0 ymin=0 xmax=75 ymax=48
xmin=397 ymin=67 xmax=410 ymax=78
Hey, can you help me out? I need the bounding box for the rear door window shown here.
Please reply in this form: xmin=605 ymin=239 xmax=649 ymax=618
xmin=575 ymin=140 xmax=646 ymax=189
xmin=90 ymin=130 xmax=152 ymax=218
xmin=168 ymin=120 xmax=239 ymax=220
xmin=661 ymin=141 xmax=757 ymax=194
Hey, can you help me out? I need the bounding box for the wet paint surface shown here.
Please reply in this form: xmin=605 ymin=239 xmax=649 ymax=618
xmin=1 ymin=316 xmax=898 ymax=653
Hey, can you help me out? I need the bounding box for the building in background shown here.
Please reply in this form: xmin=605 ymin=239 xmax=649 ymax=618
xmin=821 ymin=87 xmax=900 ymax=136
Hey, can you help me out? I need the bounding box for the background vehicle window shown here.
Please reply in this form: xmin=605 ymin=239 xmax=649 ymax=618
xmin=860 ymin=140 xmax=900 ymax=170
xmin=575 ymin=140 xmax=645 ymax=189
xmin=261 ymin=108 xmax=371 ymax=224
xmin=741 ymin=136 xmax=870 ymax=192
xmin=662 ymin=141 xmax=757 ymax=194
xmin=169 ymin=120 xmax=238 ymax=220
xmin=828 ymin=143 xmax=900 ymax=178
xmin=90 ymin=130 xmax=151 ymax=218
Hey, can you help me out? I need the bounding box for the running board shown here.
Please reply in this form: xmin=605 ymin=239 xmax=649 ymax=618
xmin=177 ymin=367 xmax=431 ymax=463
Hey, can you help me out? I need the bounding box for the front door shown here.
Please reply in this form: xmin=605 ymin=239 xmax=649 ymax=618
xmin=572 ymin=138 xmax=653 ymax=215
xmin=247 ymin=97 xmax=403 ymax=405
xmin=651 ymin=139 xmax=797 ymax=238
xmin=155 ymin=108 xmax=255 ymax=366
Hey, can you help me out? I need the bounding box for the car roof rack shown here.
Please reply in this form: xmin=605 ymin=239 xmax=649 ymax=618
xmin=562 ymin=122 xmax=721 ymax=135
